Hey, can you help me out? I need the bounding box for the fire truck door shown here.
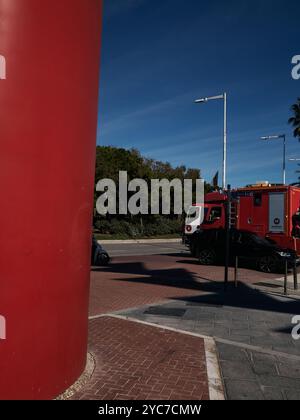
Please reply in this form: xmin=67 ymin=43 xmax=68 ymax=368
xmin=237 ymin=196 xmax=253 ymax=230
xmin=269 ymin=193 xmax=285 ymax=233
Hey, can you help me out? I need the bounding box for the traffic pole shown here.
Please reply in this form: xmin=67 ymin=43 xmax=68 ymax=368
xmin=284 ymin=259 xmax=288 ymax=296
xmin=235 ymin=256 xmax=239 ymax=288
xmin=224 ymin=185 xmax=231 ymax=291
xmin=294 ymin=260 xmax=298 ymax=291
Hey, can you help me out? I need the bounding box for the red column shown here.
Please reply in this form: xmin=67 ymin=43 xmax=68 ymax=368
xmin=0 ymin=0 xmax=102 ymax=399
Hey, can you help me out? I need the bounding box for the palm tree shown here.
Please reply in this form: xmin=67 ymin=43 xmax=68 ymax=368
xmin=289 ymin=98 xmax=300 ymax=140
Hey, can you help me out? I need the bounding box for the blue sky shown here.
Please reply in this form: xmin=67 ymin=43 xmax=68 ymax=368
xmin=97 ymin=0 xmax=300 ymax=187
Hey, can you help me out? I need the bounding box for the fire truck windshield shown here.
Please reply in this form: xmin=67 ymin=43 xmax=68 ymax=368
xmin=186 ymin=207 xmax=200 ymax=223
xmin=186 ymin=207 xmax=208 ymax=224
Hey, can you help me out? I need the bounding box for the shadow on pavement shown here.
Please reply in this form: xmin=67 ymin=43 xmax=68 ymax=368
xmin=92 ymin=260 xmax=300 ymax=316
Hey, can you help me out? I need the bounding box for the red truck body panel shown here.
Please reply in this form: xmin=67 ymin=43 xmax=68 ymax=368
xmin=199 ymin=185 xmax=300 ymax=255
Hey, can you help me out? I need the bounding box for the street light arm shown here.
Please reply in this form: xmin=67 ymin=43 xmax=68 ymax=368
xmin=261 ymin=135 xmax=285 ymax=141
xmin=195 ymin=94 xmax=224 ymax=103
xmin=194 ymin=92 xmax=227 ymax=189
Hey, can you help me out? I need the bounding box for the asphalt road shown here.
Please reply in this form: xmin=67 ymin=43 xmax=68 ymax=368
xmin=102 ymin=241 xmax=300 ymax=286
xmin=103 ymin=242 xmax=188 ymax=258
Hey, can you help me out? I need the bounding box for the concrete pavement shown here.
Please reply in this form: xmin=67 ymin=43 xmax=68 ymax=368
xmin=119 ymin=283 xmax=300 ymax=400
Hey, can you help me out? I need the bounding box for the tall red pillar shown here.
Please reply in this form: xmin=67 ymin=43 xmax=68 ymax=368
xmin=0 ymin=0 xmax=102 ymax=399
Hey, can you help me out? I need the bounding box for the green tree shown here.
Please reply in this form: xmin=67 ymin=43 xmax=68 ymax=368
xmin=94 ymin=146 xmax=213 ymax=237
xmin=289 ymin=98 xmax=300 ymax=140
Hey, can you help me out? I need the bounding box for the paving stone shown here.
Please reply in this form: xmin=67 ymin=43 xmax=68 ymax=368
xmin=220 ymin=319 xmax=250 ymax=331
xmin=144 ymin=307 xmax=186 ymax=317
xmin=249 ymin=352 xmax=277 ymax=364
xmin=249 ymin=321 xmax=269 ymax=329
xmin=276 ymin=353 xmax=300 ymax=363
xmin=221 ymin=360 xmax=257 ymax=380
xmin=285 ymin=389 xmax=300 ymax=400
xmin=250 ymin=336 xmax=283 ymax=348
xmin=211 ymin=326 xmax=231 ymax=337
xmin=248 ymin=313 xmax=277 ymax=323
xmin=258 ymin=374 xmax=300 ymax=389
xmin=249 ymin=329 xmax=272 ymax=338
xmin=194 ymin=306 xmax=225 ymax=314
xmin=251 ymin=361 xmax=278 ymax=376
xmin=230 ymin=321 xmax=250 ymax=329
xmin=231 ymin=314 xmax=250 ymax=322
xmin=215 ymin=322 xmax=235 ymax=330
xmin=214 ymin=313 xmax=231 ymax=321
xmin=194 ymin=321 xmax=215 ymax=329
xmin=226 ymin=335 xmax=251 ymax=344
xmin=230 ymin=328 xmax=252 ymax=337
xmin=193 ymin=329 xmax=215 ymax=337
xmin=261 ymin=387 xmax=285 ymax=400
xmin=272 ymin=345 xmax=300 ymax=356
xmin=224 ymin=380 xmax=265 ymax=400
xmin=217 ymin=343 xmax=249 ymax=362
xmin=277 ymin=363 xmax=300 ymax=378
xmin=185 ymin=311 xmax=213 ymax=321
xmin=217 ymin=305 xmax=235 ymax=312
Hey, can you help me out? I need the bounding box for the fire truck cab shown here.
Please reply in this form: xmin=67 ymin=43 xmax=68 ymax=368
xmin=185 ymin=192 xmax=227 ymax=236
xmin=185 ymin=183 xmax=300 ymax=255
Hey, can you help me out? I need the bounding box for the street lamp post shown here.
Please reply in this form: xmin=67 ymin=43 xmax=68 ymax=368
xmin=195 ymin=93 xmax=227 ymax=190
xmin=260 ymin=135 xmax=286 ymax=185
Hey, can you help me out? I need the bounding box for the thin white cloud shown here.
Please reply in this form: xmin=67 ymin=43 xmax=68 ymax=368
xmin=99 ymin=90 xmax=197 ymax=137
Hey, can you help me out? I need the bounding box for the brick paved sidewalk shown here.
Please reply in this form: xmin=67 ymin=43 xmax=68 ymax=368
xmin=72 ymin=317 xmax=210 ymax=401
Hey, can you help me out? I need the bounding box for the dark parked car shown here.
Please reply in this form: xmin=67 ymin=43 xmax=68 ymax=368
xmin=91 ymin=236 xmax=110 ymax=266
xmin=190 ymin=229 xmax=298 ymax=273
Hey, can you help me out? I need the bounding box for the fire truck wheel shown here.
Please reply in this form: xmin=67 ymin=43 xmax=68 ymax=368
xmin=198 ymin=249 xmax=216 ymax=266
xmin=257 ymin=256 xmax=279 ymax=273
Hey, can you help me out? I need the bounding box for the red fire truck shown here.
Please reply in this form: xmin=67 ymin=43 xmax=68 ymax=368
xmin=185 ymin=182 xmax=300 ymax=255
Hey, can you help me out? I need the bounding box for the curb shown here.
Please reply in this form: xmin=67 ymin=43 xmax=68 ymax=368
xmin=276 ymin=273 xmax=299 ymax=285
xmin=204 ymin=337 xmax=225 ymax=400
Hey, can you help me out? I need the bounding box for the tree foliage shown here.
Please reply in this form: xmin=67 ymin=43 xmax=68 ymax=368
xmin=95 ymin=146 xmax=204 ymax=185
xmin=94 ymin=146 xmax=214 ymax=237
